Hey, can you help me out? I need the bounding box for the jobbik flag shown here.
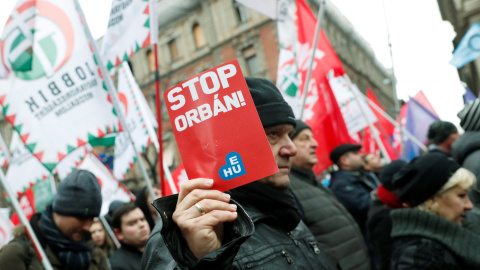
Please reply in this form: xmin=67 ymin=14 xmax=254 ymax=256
xmin=296 ymin=0 xmax=353 ymax=173
xmin=6 ymin=132 xmax=49 ymax=197
xmin=55 ymin=144 xmax=92 ymax=180
xmin=164 ymin=60 xmax=278 ymax=192
xmin=0 ymin=0 xmax=119 ymax=171
xmin=0 ymin=0 xmax=35 ymax=78
xmin=113 ymin=62 xmax=152 ymax=180
xmin=0 ymin=134 xmax=9 ymax=168
xmin=101 ymin=0 xmax=158 ymax=70
xmin=10 ymin=181 xmax=54 ymax=225
xmin=163 ymin=163 xmax=189 ymax=196
xmin=77 ymin=152 xmax=134 ymax=216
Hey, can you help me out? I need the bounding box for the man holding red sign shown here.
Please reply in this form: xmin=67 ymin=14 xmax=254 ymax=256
xmin=142 ymin=75 xmax=336 ymax=269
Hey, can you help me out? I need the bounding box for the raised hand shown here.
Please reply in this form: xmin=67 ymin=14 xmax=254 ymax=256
xmin=172 ymin=178 xmax=238 ymax=259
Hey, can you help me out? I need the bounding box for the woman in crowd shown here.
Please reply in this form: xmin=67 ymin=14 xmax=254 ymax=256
xmin=90 ymin=219 xmax=116 ymax=258
xmin=389 ymin=153 xmax=480 ymax=269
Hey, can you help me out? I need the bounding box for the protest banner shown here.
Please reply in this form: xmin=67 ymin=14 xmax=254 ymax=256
xmin=0 ymin=0 xmax=119 ymax=171
xmin=164 ymin=60 xmax=278 ymax=191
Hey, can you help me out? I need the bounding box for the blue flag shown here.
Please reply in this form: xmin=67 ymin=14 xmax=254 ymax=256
xmin=404 ymin=97 xmax=440 ymax=160
xmin=450 ymin=22 xmax=480 ymax=68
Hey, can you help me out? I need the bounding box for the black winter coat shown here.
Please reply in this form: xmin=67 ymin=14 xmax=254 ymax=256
xmin=390 ymin=209 xmax=480 ymax=270
xmin=289 ymin=166 xmax=370 ymax=270
xmin=141 ymin=194 xmax=337 ymax=270
xmin=110 ymin=243 xmax=143 ymax=270
xmin=367 ymin=195 xmax=393 ymax=270
xmin=452 ymin=131 xmax=480 ymax=205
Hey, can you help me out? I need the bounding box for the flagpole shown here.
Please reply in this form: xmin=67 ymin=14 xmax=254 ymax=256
xmin=75 ymin=0 xmax=156 ymax=201
xmin=0 ymin=170 xmax=53 ymax=270
xmin=344 ymin=75 xmax=391 ymax=162
xmin=99 ymin=215 xmax=121 ymax=249
xmin=381 ymin=0 xmax=404 ymax=158
xmin=299 ymin=0 xmax=325 ymax=120
xmin=366 ymin=97 xmax=427 ymax=151
xmin=153 ymin=44 xmax=165 ymax=197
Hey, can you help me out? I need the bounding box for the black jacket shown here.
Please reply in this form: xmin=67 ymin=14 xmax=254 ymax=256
xmin=390 ymin=209 xmax=480 ymax=269
xmin=289 ymin=166 xmax=370 ymax=270
xmin=329 ymin=170 xmax=379 ymax=238
xmin=110 ymin=243 xmax=143 ymax=270
xmin=367 ymin=194 xmax=393 ymax=270
xmin=452 ymin=131 xmax=480 ymax=205
xmin=141 ymin=191 xmax=336 ymax=269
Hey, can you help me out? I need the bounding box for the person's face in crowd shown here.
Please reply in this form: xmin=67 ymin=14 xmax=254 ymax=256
xmin=89 ymin=221 xmax=106 ymax=247
xmin=116 ymin=208 xmax=150 ymax=250
xmin=147 ymin=187 xmax=161 ymax=221
xmin=442 ymin=132 xmax=460 ymax=152
xmin=258 ymin=124 xmax=297 ymax=188
xmin=363 ymin=153 xmax=383 ymax=173
xmin=290 ymin=129 xmax=318 ymax=170
xmin=54 ymin=214 xmax=94 ymax=242
xmin=340 ymin=150 xmax=364 ymax=171
xmin=431 ymin=185 xmax=473 ymax=225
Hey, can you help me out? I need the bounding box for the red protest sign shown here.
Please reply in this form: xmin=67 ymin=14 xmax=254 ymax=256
xmin=164 ymin=60 xmax=278 ymax=191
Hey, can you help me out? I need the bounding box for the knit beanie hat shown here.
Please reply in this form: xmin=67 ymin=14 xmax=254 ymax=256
xmin=52 ymin=170 xmax=102 ymax=217
xmin=427 ymin=121 xmax=458 ymax=145
xmin=379 ymin=160 xmax=407 ymax=191
xmin=290 ymin=120 xmax=311 ymax=140
xmin=392 ymin=153 xmax=460 ymax=207
xmin=458 ymin=99 xmax=480 ymax=131
xmin=246 ymin=77 xmax=296 ymax=128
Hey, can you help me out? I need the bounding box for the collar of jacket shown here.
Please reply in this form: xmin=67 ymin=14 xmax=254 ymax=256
xmin=152 ymin=194 xmax=254 ymax=268
xmin=290 ymin=166 xmax=319 ymax=186
xmin=391 ymin=208 xmax=480 ymax=267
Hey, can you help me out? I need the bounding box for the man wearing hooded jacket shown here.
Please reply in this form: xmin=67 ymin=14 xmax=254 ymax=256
xmin=141 ymin=78 xmax=336 ymax=269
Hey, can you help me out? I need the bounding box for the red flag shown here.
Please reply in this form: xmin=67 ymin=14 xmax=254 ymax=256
xmin=163 ymin=163 xmax=189 ymax=196
xmin=413 ymin=90 xmax=439 ymax=118
xmin=296 ymin=0 xmax=353 ymax=174
xmin=392 ymin=103 xmax=408 ymax=156
xmin=367 ymin=89 xmax=395 ymax=137
xmin=361 ymin=126 xmax=398 ymax=160
xmin=10 ymin=188 xmax=36 ymax=226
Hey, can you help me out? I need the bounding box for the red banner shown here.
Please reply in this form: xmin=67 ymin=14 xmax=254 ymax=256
xmin=164 ymin=60 xmax=278 ymax=192
xmin=296 ymin=0 xmax=353 ymax=174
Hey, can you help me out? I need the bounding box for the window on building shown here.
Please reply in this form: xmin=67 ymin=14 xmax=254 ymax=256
xmin=168 ymin=38 xmax=179 ymax=61
xmin=243 ymin=46 xmax=260 ymax=75
xmin=233 ymin=1 xmax=248 ymax=23
xmin=146 ymin=49 xmax=156 ymax=72
xmin=192 ymin=23 xmax=206 ymax=48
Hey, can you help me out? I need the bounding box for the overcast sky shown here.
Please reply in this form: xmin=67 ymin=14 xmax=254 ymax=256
xmin=0 ymin=0 xmax=466 ymax=128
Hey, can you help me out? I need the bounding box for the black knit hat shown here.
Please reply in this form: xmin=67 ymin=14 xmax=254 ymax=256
xmin=379 ymin=160 xmax=407 ymax=191
xmin=427 ymin=121 xmax=457 ymax=145
xmin=458 ymin=99 xmax=480 ymax=131
xmin=246 ymin=77 xmax=296 ymax=128
xmin=392 ymin=153 xmax=460 ymax=207
xmin=330 ymin=144 xmax=361 ymax=163
xmin=290 ymin=120 xmax=311 ymax=140
xmin=52 ymin=170 xmax=102 ymax=217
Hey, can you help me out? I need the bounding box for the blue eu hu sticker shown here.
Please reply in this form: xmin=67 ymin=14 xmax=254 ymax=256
xmin=219 ymin=152 xmax=246 ymax=180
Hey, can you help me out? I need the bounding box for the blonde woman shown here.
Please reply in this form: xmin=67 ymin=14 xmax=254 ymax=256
xmin=389 ymin=153 xmax=480 ymax=269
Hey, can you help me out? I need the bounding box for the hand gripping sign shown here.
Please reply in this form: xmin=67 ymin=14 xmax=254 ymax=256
xmin=165 ymin=60 xmax=278 ymax=192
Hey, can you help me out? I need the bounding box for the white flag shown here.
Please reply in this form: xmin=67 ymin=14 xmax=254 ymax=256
xmin=113 ymin=62 xmax=152 ymax=180
xmin=6 ymin=132 xmax=49 ymax=197
xmin=55 ymin=144 xmax=92 ymax=180
xmin=77 ymin=152 xmax=133 ymax=216
xmin=101 ymin=0 xmax=158 ymax=70
xmin=328 ymin=71 xmax=377 ymax=134
xmin=0 ymin=0 xmax=119 ymax=171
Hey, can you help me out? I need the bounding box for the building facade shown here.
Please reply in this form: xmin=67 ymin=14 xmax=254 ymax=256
xmin=437 ymin=0 xmax=480 ymax=96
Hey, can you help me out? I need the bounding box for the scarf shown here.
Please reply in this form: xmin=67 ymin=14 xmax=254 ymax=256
xmin=40 ymin=205 xmax=92 ymax=270
xmin=377 ymin=184 xmax=408 ymax=209
xmin=228 ymin=181 xmax=302 ymax=232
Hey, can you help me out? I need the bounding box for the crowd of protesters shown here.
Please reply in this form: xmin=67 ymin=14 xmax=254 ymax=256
xmin=1 ymin=77 xmax=480 ymax=269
